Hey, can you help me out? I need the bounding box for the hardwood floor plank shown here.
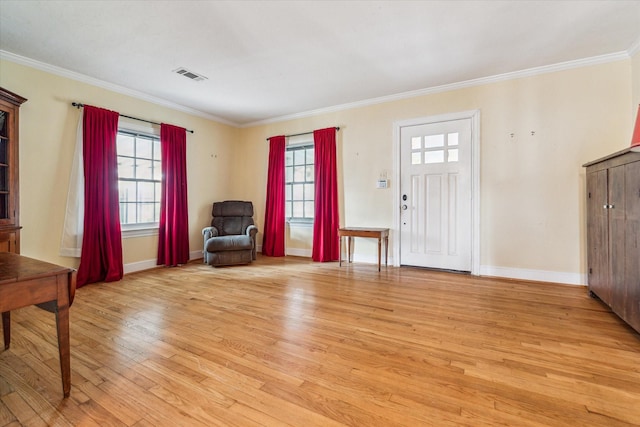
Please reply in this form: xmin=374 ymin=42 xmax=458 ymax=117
xmin=0 ymin=400 xmax=17 ymax=426
xmin=2 ymin=256 xmax=639 ymax=426
xmin=1 ymin=391 xmax=47 ymax=427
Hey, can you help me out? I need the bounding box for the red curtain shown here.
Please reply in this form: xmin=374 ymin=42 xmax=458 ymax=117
xmin=77 ymin=105 xmax=123 ymax=287
xmin=157 ymin=124 xmax=190 ymax=266
xmin=262 ymin=135 xmax=286 ymax=256
xmin=312 ymin=128 xmax=340 ymax=262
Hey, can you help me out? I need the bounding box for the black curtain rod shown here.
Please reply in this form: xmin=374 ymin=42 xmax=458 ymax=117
xmin=71 ymin=102 xmax=194 ymax=134
xmin=266 ymin=127 xmax=340 ymax=141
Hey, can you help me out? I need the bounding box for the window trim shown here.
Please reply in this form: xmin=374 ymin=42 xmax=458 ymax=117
xmin=116 ymin=122 xmax=162 ymax=235
xmin=121 ymin=223 xmax=159 ymax=239
xmin=285 ymin=141 xmax=315 ymax=222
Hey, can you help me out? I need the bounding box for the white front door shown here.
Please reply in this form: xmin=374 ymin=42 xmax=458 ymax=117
xmin=399 ymin=118 xmax=472 ymax=271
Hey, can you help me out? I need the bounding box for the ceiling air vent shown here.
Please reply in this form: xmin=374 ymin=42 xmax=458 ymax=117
xmin=173 ymin=67 xmax=208 ymax=82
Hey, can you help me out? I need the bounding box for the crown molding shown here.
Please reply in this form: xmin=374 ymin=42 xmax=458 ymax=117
xmin=0 ymin=50 xmax=238 ymax=127
xmin=1 ymin=48 xmax=632 ymax=130
xmin=242 ymin=50 xmax=630 ymax=128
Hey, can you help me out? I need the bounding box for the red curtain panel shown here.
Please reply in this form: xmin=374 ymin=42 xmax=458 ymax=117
xmin=631 ymin=104 xmax=640 ymax=149
xmin=77 ymin=105 xmax=123 ymax=287
xmin=312 ymin=128 xmax=340 ymax=262
xmin=262 ymin=135 xmax=286 ymax=256
xmin=157 ymin=123 xmax=190 ymax=266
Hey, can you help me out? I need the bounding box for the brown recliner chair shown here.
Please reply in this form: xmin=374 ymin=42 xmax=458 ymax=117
xmin=202 ymin=201 xmax=258 ymax=267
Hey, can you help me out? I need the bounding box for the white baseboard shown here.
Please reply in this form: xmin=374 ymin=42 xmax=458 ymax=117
xmin=190 ymin=249 xmax=204 ymax=262
xmin=123 ymin=252 xmax=585 ymax=287
xmin=123 ymin=259 xmax=160 ymax=274
xmin=479 ymin=265 xmax=586 ymax=286
xmin=123 ymin=250 xmax=205 ymax=274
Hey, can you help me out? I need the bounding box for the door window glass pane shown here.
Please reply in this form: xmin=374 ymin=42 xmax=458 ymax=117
xmin=448 ymin=149 xmax=459 ymax=162
xmin=411 ymin=136 xmax=421 ymax=150
xmin=448 ymin=133 xmax=459 ymax=146
xmin=425 ymin=150 xmax=444 ymax=164
xmin=425 ymin=134 xmax=444 ymax=148
xmin=412 ymin=152 xmax=422 ymax=165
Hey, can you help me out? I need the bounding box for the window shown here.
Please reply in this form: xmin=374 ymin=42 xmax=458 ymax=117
xmin=411 ymin=132 xmax=459 ymax=165
xmin=116 ymin=130 xmax=161 ymax=228
xmin=285 ymin=144 xmax=314 ymax=221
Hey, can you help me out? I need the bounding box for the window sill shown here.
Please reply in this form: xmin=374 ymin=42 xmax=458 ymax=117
xmin=121 ymin=225 xmax=159 ymax=238
xmin=286 ymin=219 xmax=314 ymax=228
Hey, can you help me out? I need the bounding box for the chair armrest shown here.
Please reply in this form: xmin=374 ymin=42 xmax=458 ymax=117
xmin=246 ymin=225 xmax=259 ymax=260
xmin=246 ymin=225 xmax=258 ymax=237
xmin=202 ymin=226 xmax=219 ymax=240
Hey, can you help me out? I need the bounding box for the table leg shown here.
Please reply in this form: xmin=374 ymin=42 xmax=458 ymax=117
xmin=348 ymin=237 xmax=352 ymax=263
xmin=384 ymin=236 xmax=389 ymax=267
xmin=377 ymin=237 xmax=382 ymax=271
xmin=55 ymin=276 xmax=71 ymax=398
xmin=2 ymin=311 xmax=9 ymax=350
xmin=339 ymin=236 xmax=343 ymax=267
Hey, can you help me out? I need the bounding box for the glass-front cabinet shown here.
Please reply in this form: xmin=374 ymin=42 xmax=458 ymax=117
xmin=0 ymin=87 xmax=27 ymax=253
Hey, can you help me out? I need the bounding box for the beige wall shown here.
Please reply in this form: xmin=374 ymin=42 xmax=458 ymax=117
xmin=0 ymin=59 xmax=239 ymax=268
xmin=0 ymin=55 xmax=635 ymax=284
xmin=237 ymin=60 xmax=632 ymax=283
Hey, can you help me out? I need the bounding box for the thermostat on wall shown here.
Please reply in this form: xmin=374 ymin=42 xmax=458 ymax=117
xmin=376 ymin=179 xmax=389 ymax=189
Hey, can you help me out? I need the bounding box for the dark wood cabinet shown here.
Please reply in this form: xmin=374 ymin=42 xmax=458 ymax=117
xmin=584 ymin=148 xmax=640 ymax=333
xmin=0 ymin=88 xmax=27 ymax=254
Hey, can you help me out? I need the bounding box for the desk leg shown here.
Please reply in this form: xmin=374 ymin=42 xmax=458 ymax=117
xmin=377 ymin=238 xmax=382 ymax=272
xmin=55 ymin=275 xmax=71 ymax=398
xmin=2 ymin=311 xmax=9 ymax=350
xmin=384 ymin=236 xmax=389 ymax=267
xmin=348 ymin=237 xmax=353 ymax=263
xmin=339 ymin=236 xmax=343 ymax=267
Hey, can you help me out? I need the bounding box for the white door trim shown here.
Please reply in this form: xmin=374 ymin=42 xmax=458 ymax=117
xmin=392 ymin=110 xmax=480 ymax=275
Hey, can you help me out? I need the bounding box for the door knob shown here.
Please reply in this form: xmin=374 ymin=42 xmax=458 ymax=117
xmin=401 ymin=204 xmax=408 ymax=210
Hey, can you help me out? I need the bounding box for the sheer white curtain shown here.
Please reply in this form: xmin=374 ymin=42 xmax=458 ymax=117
xmin=59 ymin=110 xmax=85 ymax=257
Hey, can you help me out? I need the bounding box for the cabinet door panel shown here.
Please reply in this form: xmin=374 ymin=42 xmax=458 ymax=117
xmin=586 ymin=170 xmax=610 ymax=302
xmin=608 ymin=165 xmax=626 ymax=314
xmin=624 ymin=161 xmax=640 ymax=331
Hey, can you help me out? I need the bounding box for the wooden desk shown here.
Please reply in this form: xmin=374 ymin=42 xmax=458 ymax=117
xmin=338 ymin=227 xmax=389 ymax=271
xmin=0 ymin=253 xmax=76 ymax=398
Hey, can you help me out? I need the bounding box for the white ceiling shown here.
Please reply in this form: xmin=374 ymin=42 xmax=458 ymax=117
xmin=1 ymin=1 xmax=639 ymax=126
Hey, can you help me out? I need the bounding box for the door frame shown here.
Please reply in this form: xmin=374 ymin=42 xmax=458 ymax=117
xmin=392 ymin=110 xmax=481 ymax=275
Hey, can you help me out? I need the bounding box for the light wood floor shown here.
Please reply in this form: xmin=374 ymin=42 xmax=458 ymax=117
xmin=1 ymin=255 xmax=639 ymax=426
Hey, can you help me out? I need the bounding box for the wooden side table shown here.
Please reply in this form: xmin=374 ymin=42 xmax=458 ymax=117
xmin=338 ymin=227 xmax=389 ymax=271
xmin=0 ymin=253 xmax=76 ymax=398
